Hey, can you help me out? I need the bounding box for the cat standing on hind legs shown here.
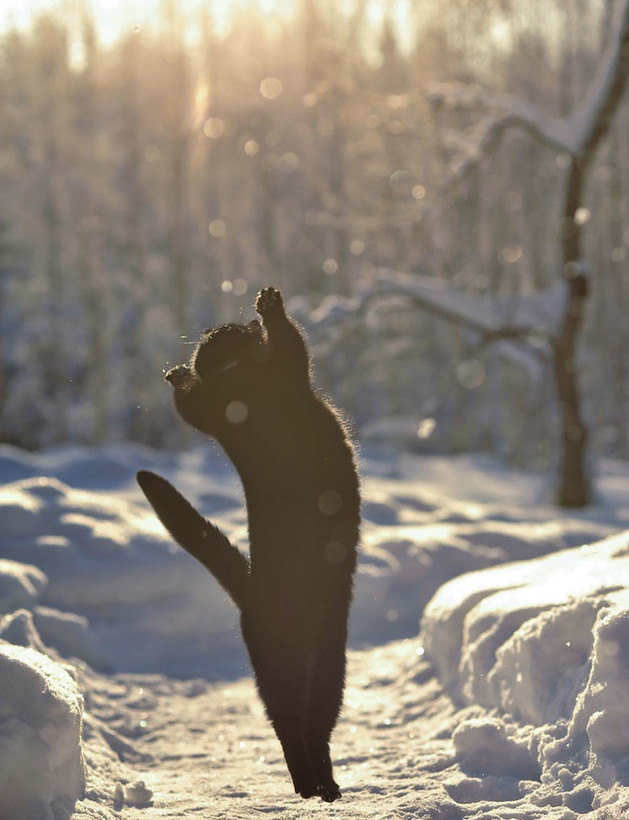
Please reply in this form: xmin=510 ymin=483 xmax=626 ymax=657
xmin=137 ymin=286 xmax=360 ymax=802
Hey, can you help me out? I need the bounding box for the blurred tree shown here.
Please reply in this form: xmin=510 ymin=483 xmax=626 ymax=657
xmin=162 ymin=0 xmax=193 ymax=334
xmin=426 ymin=0 xmax=629 ymax=506
xmin=0 ymin=0 xmax=627 ymax=466
xmin=114 ymin=31 xmax=152 ymax=441
xmin=68 ymin=11 xmax=109 ymax=442
xmin=33 ymin=17 xmax=71 ymax=441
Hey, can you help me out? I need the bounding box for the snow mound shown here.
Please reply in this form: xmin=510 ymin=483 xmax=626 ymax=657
xmin=351 ymin=449 xmax=616 ymax=643
xmin=0 ymin=559 xmax=47 ymax=614
xmin=1 ymin=608 xmax=49 ymax=654
xmin=0 ymin=475 xmax=239 ymax=676
xmin=0 ymin=643 xmax=85 ymax=819
xmin=0 ymin=443 xmax=628 ymax=817
xmin=422 ymin=529 xmax=629 ymax=786
xmin=452 ymin=716 xmax=540 ymax=780
xmin=0 ymin=445 xmax=620 ymax=673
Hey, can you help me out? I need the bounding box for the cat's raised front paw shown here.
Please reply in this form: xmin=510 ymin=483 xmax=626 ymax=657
xmin=255 ymin=286 xmax=284 ymax=317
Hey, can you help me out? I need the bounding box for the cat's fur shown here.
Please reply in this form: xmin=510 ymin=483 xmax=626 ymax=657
xmin=137 ymin=287 xmax=360 ymax=801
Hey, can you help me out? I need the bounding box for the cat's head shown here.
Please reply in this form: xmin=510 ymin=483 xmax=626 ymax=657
xmin=164 ymin=319 xmax=268 ymax=438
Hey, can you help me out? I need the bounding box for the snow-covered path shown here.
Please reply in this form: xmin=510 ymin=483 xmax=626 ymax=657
xmin=3 ymin=443 xmax=629 ymax=819
xmin=75 ymin=634 xmax=629 ymax=820
xmin=76 ymin=641 xmax=459 ymax=819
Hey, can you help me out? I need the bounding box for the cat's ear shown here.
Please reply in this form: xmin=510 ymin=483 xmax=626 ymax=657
xmin=136 ymin=470 xmax=248 ymax=608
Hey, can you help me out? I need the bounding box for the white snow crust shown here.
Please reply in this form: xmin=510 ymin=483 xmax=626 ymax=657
xmin=0 ymin=643 xmax=85 ymax=820
xmin=1 ymin=441 xmax=629 ymax=818
xmin=422 ymin=529 xmax=629 ymax=796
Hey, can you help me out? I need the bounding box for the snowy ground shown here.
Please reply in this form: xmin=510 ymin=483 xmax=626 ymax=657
xmin=1 ymin=441 xmax=629 ymax=819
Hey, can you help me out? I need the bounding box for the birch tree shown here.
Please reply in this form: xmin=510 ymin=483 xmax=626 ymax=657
xmin=426 ymin=0 xmax=629 ymax=507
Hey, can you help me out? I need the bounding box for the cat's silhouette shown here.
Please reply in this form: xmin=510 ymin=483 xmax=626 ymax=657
xmin=137 ymin=287 xmax=360 ymax=801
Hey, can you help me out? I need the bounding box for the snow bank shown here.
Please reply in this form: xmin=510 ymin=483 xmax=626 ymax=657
xmin=0 ymin=643 xmax=85 ymax=819
xmin=351 ymin=448 xmax=618 ymax=644
xmin=0 ymin=558 xmax=47 ymax=613
xmin=0 ymin=443 xmax=621 ymax=674
xmin=422 ymin=528 xmax=629 ymax=791
xmin=1 ymin=442 xmax=629 ymax=817
xmin=0 ymin=459 xmax=240 ymax=676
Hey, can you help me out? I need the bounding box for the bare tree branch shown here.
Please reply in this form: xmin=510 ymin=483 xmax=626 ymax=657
xmin=567 ymin=0 xmax=629 ymax=158
xmin=427 ymin=0 xmax=629 ymax=183
xmin=371 ymin=269 xmax=562 ymax=336
xmin=427 ymin=83 xmax=570 ymax=154
xmin=425 ymin=0 xmax=629 ymax=507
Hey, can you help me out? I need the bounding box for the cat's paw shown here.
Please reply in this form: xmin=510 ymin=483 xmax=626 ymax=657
xmin=164 ymin=364 xmax=198 ymax=390
xmin=255 ymin=286 xmax=284 ymax=317
xmin=317 ymin=782 xmax=341 ymax=803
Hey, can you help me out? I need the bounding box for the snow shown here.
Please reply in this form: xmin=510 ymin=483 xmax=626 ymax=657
xmin=563 ymin=0 xmax=629 ymax=156
xmin=369 ymin=270 xmax=565 ymax=339
xmin=296 ymin=269 xmax=565 ymax=349
xmin=0 ymin=644 xmax=84 ymax=820
xmin=426 ymin=0 xmax=629 ymax=161
xmin=425 ymin=0 xmax=629 ymax=178
xmin=1 ymin=441 xmax=629 ymax=818
xmin=422 ymin=530 xmax=629 ymax=705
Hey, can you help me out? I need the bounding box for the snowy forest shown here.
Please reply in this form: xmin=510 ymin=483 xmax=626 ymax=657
xmin=1 ymin=0 xmax=629 ymax=482
xmin=4 ymin=3 xmax=629 ymax=818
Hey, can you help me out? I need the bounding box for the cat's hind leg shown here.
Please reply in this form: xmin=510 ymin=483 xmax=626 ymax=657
xmin=273 ymin=714 xmax=318 ymax=798
xmin=303 ymin=618 xmax=348 ymax=801
xmin=240 ymin=614 xmax=320 ymax=798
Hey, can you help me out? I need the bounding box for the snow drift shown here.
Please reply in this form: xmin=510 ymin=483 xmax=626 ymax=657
xmin=1 ymin=442 xmax=629 ymax=818
xmin=0 ymin=443 xmax=617 ymax=676
xmin=0 ymin=643 xmax=85 ymax=820
xmin=422 ymin=528 xmax=629 ymax=808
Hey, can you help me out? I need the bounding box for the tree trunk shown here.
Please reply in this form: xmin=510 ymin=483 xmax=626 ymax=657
xmin=552 ymin=157 xmax=591 ymax=507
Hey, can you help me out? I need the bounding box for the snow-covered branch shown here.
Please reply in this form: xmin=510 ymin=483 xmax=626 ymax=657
xmin=363 ymin=269 xmax=564 ymax=343
xmin=566 ymin=0 xmax=629 ymax=157
xmin=297 ymin=270 xmax=564 ymax=351
xmin=427 ymin=83 xmax=571 ymax=155
xmin=428 ymin=0 xmax=629 ymax=170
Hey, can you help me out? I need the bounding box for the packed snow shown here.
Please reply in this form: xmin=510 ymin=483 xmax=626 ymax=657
xmin=0 ymin=644 xmax=84 ymax=819
xmin=1 ymin=441 xmax=629 ymax=818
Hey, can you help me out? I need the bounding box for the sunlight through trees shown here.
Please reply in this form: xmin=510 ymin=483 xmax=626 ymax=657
xmin=0 ymin=1 xmax=627 ymax=496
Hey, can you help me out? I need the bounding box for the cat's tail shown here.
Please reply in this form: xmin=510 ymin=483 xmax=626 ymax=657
xmin=137 ymin=470 xmax=248 ymax=610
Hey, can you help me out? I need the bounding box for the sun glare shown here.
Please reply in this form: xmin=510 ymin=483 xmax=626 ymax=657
xmin=1 ymin=0 xmax=299 ymax=44
xmin=0 ymin=0 xmax=416 ymax=79
xmin=3 ymin=0 xmax=413 ymax=44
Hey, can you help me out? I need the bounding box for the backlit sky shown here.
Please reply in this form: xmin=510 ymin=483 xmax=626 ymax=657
xmin=2 ymin=0 xmax=411 ymax=45
xmin=3 ymin=0 xmax=281 ymax=41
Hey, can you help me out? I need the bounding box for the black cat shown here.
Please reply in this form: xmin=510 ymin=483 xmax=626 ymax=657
xmin=137 ymin=287 xmax=360 ymax=802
